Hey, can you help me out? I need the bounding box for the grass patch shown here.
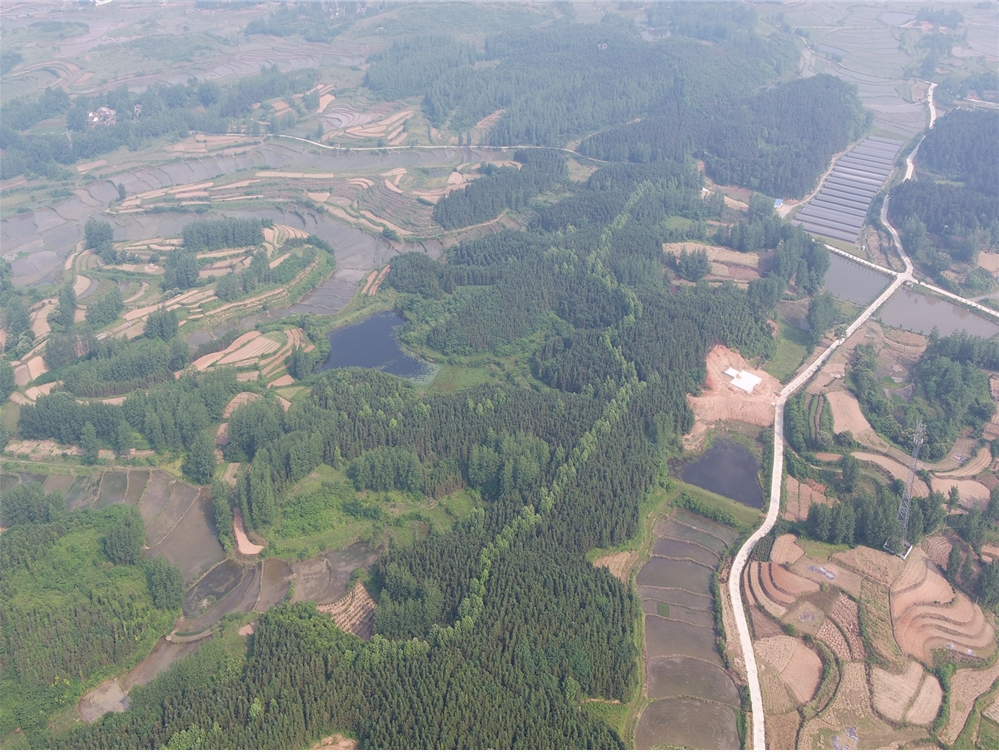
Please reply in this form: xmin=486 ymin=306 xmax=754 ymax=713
xmin=656 ymin=602 xmax=671 ymax=618
xmin=671 ymin=480 xmax=762 ymax=532
xmin=797 ymin=538 xmax=851 ymax=562
xmin=427 ymin=364 xmax=493 ymax=393
xmin=1 ymin=401 xmax=20 ymax=434
xmin=764 ymin=315 xmax=811 ymax=382
xmin=264 ymin=465 xmax=481 ymax=558
xmin=581 ymin=700 xmax=632 ymax=740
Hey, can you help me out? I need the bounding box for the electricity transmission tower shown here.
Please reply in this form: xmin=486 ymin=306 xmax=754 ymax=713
xmin=892 ymin=421 xmax=925 ymax=558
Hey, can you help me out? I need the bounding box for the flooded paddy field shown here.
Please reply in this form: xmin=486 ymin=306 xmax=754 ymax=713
xmin=183 ymin=559 xmax=245 ymax=619
xmin=679 ymin=440 xmax=763 ymax=508
xmin=647 ymin=655 xmax=740 ymax=706
xmin=658 ymin=519 xmax=730 ymax=555
xmin=636 ymin=698 xmax=739 ymax=750
xmin=641 ymin=600 xmax=714 ymax=627
xmin=637 ymin=586 xmax=713 ymax=612
xmin=636 ymin=557 xmax=713 ymax=594
xmin=645 ymin=615 xmax=724 ymax=666
xmin=254 ymin=559 xmax=293 ymax=612
xmin=95 ymin=471 xmax=127 ymax=508
xmin=137 ymin=470 xmax=173 ymax=522
xmin=145 ymin=489 xmax=225 ymax=584
xmin=637 ymin=510 xmax=741 ymax=749
xmin=652 ymin=537 xmax=721 ymax=567
xmin=291 ymin=542 xmax=382 ymax=605
xmin=3 ymin=141 xmax=491 ymax=290
xmin=178 ymin=563 xmax=261 ymax=635
xmin=143 ymin=480 xmax=199 ymax=546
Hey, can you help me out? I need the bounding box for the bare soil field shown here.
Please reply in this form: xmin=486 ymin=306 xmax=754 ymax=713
xmin=760 ymin=665 xmax=796 ymax=715
xmin=923 ymin=534 xmax=955 ymax=569
xmin=312 ymin=734 xmax=357 ymax=750
xmin=783 ymin=476 xmax=832 ymax=522
xmin=77 ymin=678 xmax=128 ymax=723
xmin=941 ymin=659 xmax=999 ymax=745
xmin=663 ymin=242 xmax=760 ymax=270
xmin=770 ymin=533 xmax=805 ymax=565
xmin=791 ymin=556 xmax=862 ymax=597
xmin=937 ymin=446 xmax=992 ymax=478
xmin=817 ymin=619 xmax=852 ymax=662
xmin=854 ymin=452 xmax=930 ymax=497
xmin=592 ymin=551 xmax=638 ymax=583
xmin=233 ymin=507 xmax=264 ymax=556
xmin=826 ymin=389 xmax=874 ymax=435
xmin=930 ymin=477 xmax=990 ymax=510
xmin=872 ymin=661 xmax=924 ymax=722
xmin=635 ymin=698 xmax=738 ymax=751
xmin=833 ymin=545 xmax=905 ymax=587
xmin=830 ymin=594 xmax=865 ymax=659
xmin=891 ymin=551 xmax=994 ymax=662
xmin=766 ymin=710 xmax=801 ymax=750
xmin=782 ymin=640 xmax=823 ymax=704
xmin=905 ymin=673 xmax=943 ymax=727
xmin=317 ymin=581 xmax=376 ymax=639
xmin=756 ymin=635 xmax=798 ymax=673
xmin=685 ymin=346 xmax=778 ymax=443
xmin=800 ymin=662 xmax=924 ymax=751
xmin=121 ymin=635 xmax=206 ymax=692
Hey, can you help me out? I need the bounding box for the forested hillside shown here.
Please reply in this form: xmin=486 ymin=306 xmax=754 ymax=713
xmin=0 ymin=498 xmax=181 ymax=738
xmin=364 ymin=10 xmax=861 ymax=200
xmin=889 ymin=109 xmax=999 ymax=281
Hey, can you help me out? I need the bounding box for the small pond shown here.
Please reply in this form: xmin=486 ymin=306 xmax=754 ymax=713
xmin=320 ymin=311 xmax=430 ymax=379
xmin=878 ymin=288 xmax=999 ymax=338
xmin=679 ymin=440 xmax=763 ymax=508
xmin=823 ymin=253 xmax=891 ymax=305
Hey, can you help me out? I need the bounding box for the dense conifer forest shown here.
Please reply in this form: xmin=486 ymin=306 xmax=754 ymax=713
xmin=889 ymin=109 xmax=999 ymax=277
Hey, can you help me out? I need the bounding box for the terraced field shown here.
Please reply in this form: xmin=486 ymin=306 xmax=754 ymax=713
xmin=635 ymin=511 xmax=741 ymax=750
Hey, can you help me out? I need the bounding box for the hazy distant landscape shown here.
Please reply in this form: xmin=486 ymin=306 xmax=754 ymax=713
xmin=1 ymin=2 xmax=998 ymax=749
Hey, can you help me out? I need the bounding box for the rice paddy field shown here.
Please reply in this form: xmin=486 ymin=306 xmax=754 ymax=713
xmin=634 ymin=511 xmax=743 ymax=749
